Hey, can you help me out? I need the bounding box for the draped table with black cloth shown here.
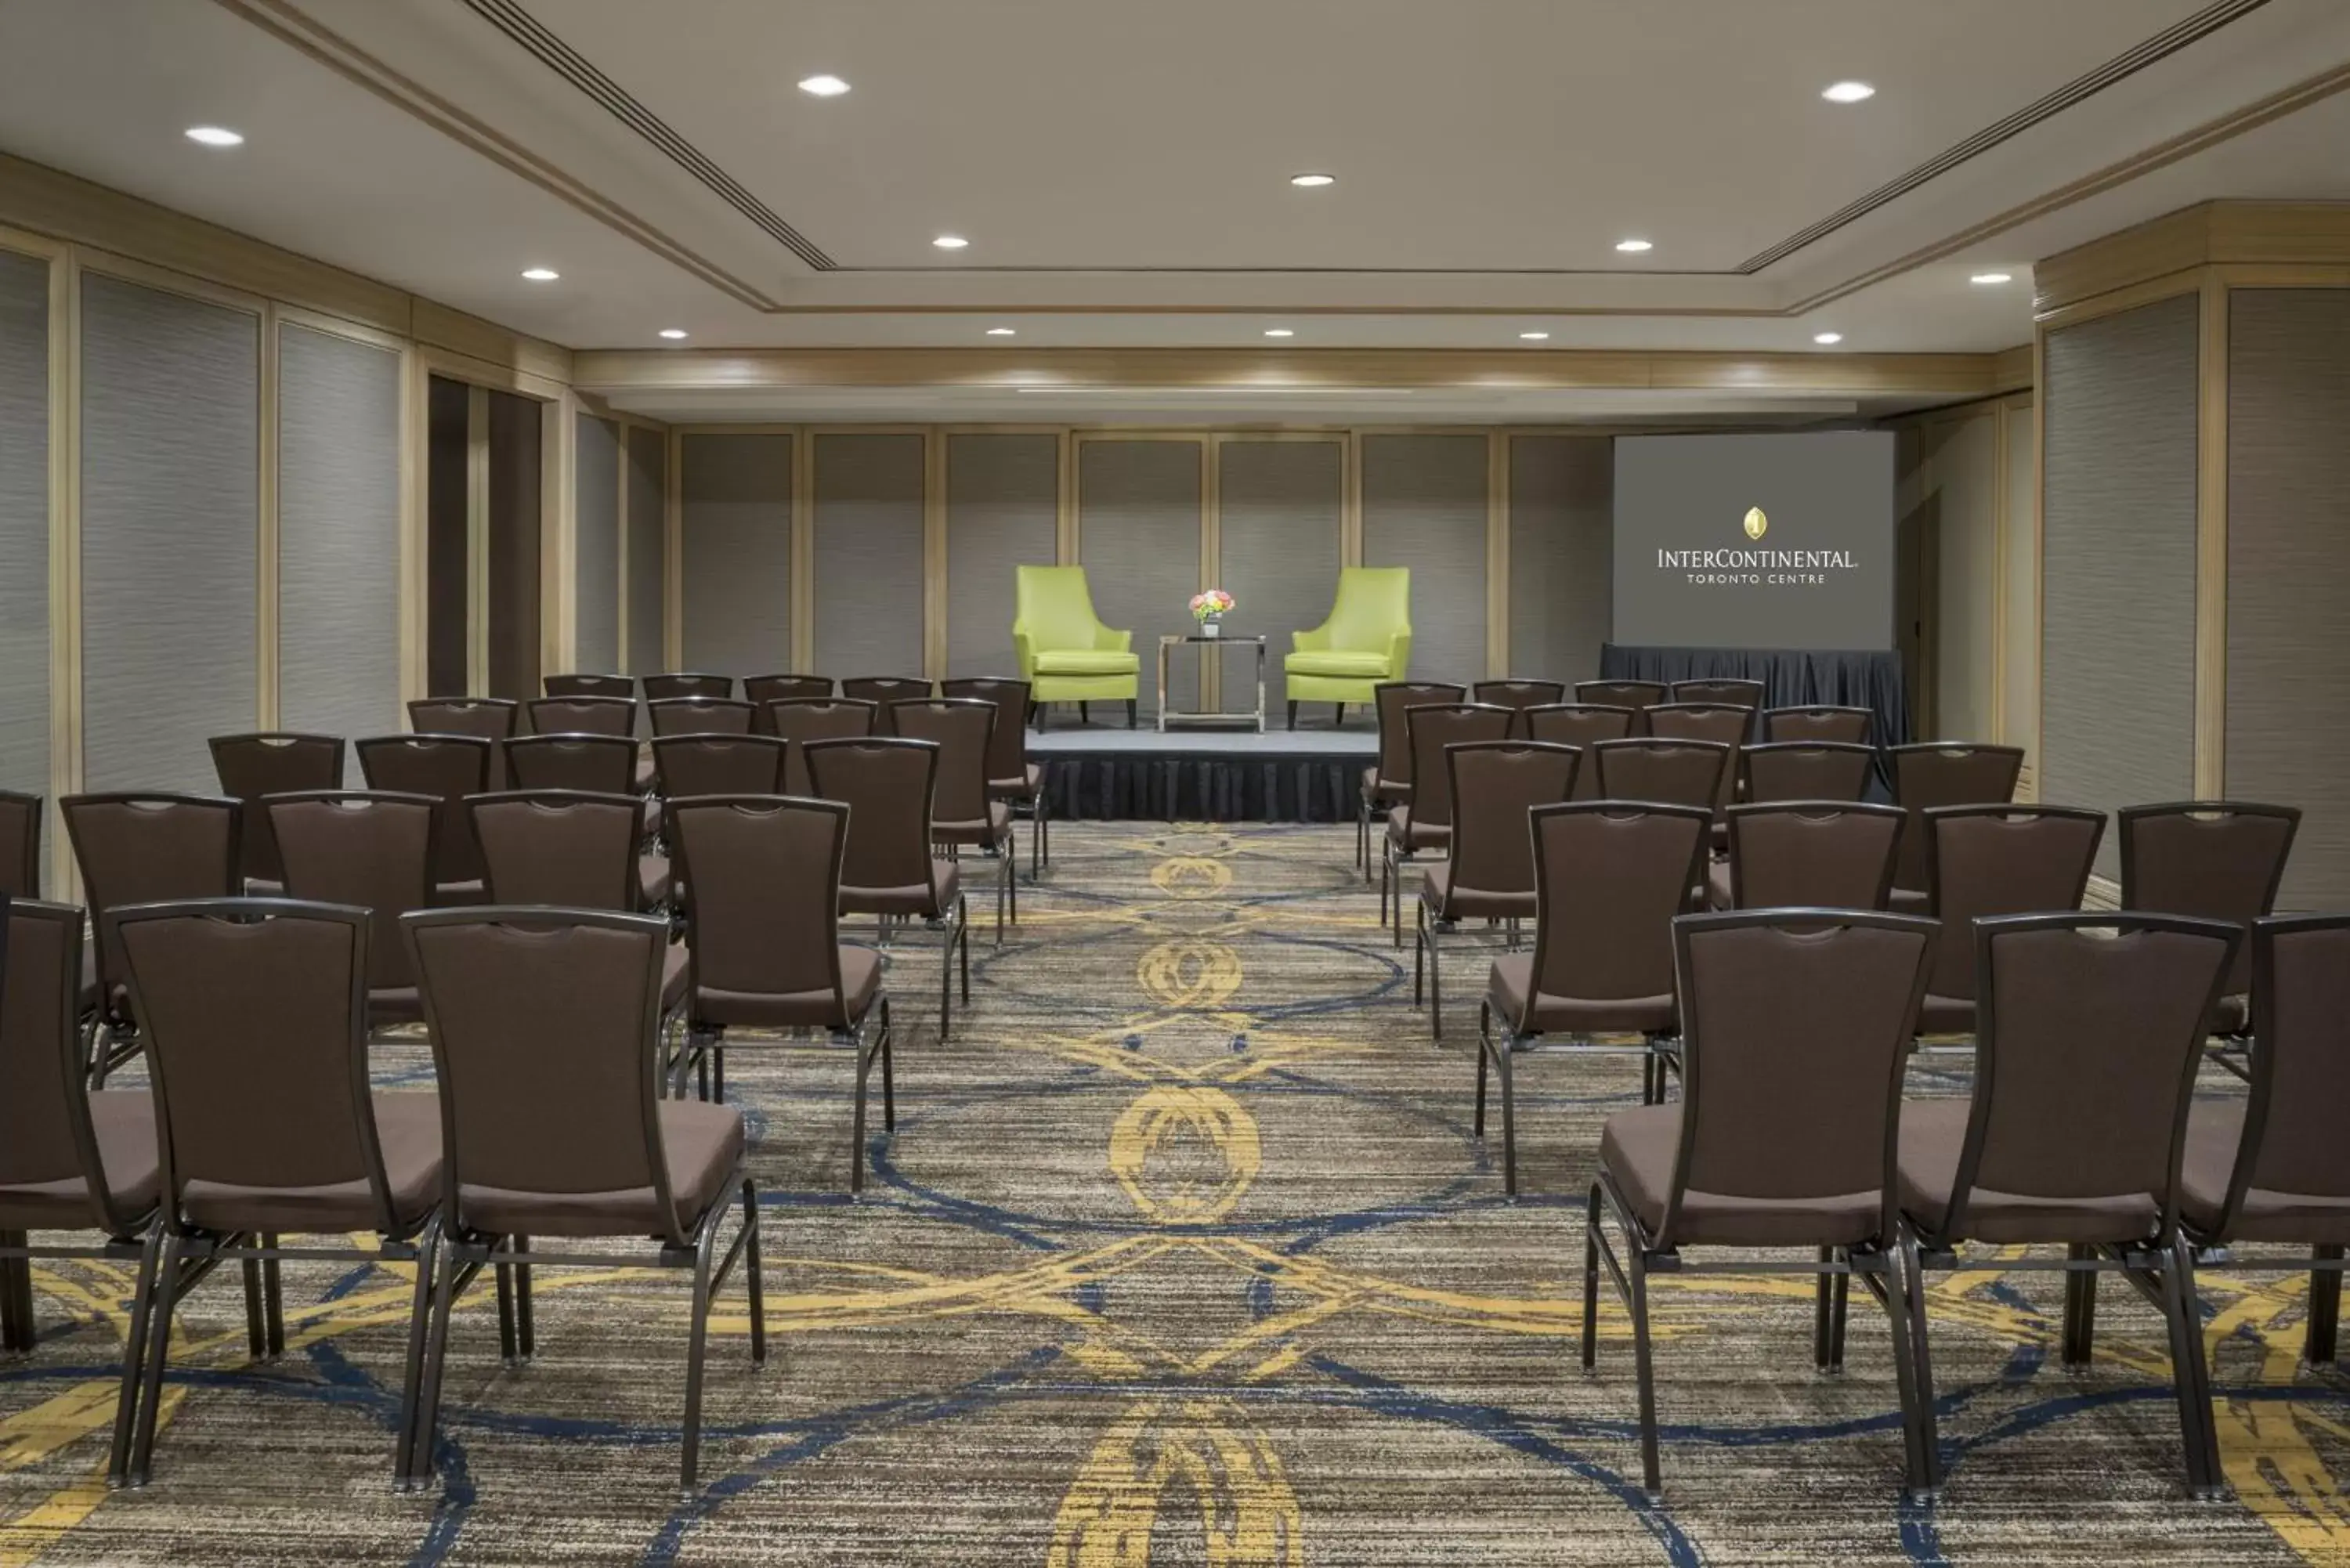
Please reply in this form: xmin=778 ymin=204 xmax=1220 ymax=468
xmin=1034 ymin=730 xmax=1371 ymax=824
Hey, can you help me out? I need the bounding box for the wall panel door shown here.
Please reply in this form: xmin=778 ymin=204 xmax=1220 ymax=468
xmin=573 ymin=412 xmax=620 ymax=674
xmin=1078 ymin=438 xmax=1203 ymax=717
xmin=484 ymin=389 xmax=540 ymax=702
xmin=1217 ymin=438 xmax=1340 ymax=715
xmin=1507 ymin=435 xmax=1611 ymax=684
xmin=0 ymin=249 xmax=49 ymax=826
xmin=945 ymin=432 xmax=1058 ymax=679
xmin=1361 ymin=433 xmax=1488 ymax=687
xmin=680 ymin=432 xmax=791 ymax=676
xmin=624 ymin=426 xmax=665 ymax=674
xmin=812 ymin=432 xmax=925 ymax=677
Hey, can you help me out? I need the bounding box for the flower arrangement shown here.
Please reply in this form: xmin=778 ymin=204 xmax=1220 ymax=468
xmin=1189 ymin=589 xmax=1235 ymax=623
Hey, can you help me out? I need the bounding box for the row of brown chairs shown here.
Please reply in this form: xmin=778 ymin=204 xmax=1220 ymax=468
xmin=547 ymin=670 xmax=927 ymax=708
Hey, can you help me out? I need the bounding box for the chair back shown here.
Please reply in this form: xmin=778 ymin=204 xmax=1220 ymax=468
xmin=890 ymin=699 xmax=996 ymax=826
xmin=62 ymin=793 xmax=241 ymax=1021
xmin=1591 ymin=739 xmax=1730 ymax=814
xmin=1574 ymin=681 xmax=1668 ymax=730
xmin=1320 ymin=567 xmax=1412 ymax=653
xmin=1764 ymin=705 xmax=1872 ymax=746
xmin=209 ymin=733 xmax=343 ymax=883
xmin=113 ymin=899 xmax=403 ymax=1234
xmin=842 ymin=677 xmax=935 ymax=732
xmin=0 ymin=900 xmax=141 ymax=1234
xmin=1643 ymin=705 xmax=1749 ymax=814
xmin=1889 ymin=742 xmax=2025 ymax=891
xmin=1014 ymin=565 xmax=1109 ymax=655
xmin=0 ymin=790 xmax=38 ymax=898
xmin=941 ymin=677 xmax=1034 ymax=786
xmin=1443 ymin=742 xmax=1578 ymax=896
xmin=1723 ymin=802 xmax=1903 ymax=911
xmin=525 ymin=695 xmax=636 ymax=739
xmin=1937 ymin=913 xmax=2238 ymax=1247
xmin=669 ymin=796 xmax=850 ymax=1007
xmin=544 ymin=673 xmax=634 ymax=700
xmin=467 ymin=791 xmax=645 ymax=911
xmin=1742 ymin=741 xmax=1874 ymax=804
xmin=1470 ymin=681 xmax=1566 ymax=736
xmin=642 ymin=673 xmax=735 ymax=702
xmin=408 ymin=699 xmax=517 ymax=790
xmin=1372 ymin=681 xmax=1466 ymax=788
xmin=767 ymin=699 xmax=879 ymax=794
xmin=1922 ymin=805 xmax=2106 ymax=1002
xmin=404 ymin=907 xmax=685 ymax=1245
xmin=2118 ymin=801 xmax=2299 ymax=998
xmin=648 ymin=697 xmax=754 ymax=737
xmin=653 ymin=733 xmax=787 ymax=797
xmin=1658 ymin=910 xmax=1936 ymax=1251
xmin=504 ymin=733 xmax=638 ymax=796
xmin=2214 ymin=916 xmax=2350 ymax=1233
xmin=805 ymin=738 xmax=938 ymax=896
xmin=1526 ymin=802 xmax=1712 ymax=1009
xmin=1669 ymin=677 xmax=1765 ymax=713
xmin=355 ymin=735 xmax=492 ymax=887
xmin=1401 ymin=704 xmax=1513 ymax=832
xmin=746 ymin=674 xmax=834 ymax=725
xmin=266 ymin=792 xmax=439 ymax=995
xmin=1522 ymin=706 xmax=1634 ymax=799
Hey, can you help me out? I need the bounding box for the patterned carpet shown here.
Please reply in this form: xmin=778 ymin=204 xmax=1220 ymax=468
xmin=4 ymin=821 xmax=2347 ymax=1565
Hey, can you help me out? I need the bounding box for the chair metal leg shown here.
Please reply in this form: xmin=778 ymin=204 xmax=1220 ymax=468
xmin=1813 ymin=1247 xmax=1837 ymax=1371
xmin=1412 ymin=901 xmax=1424 ymax=1006
xmin=513 ymin=1235 xmax=534 ymax=1360
xmin=261 ymin=1234 xmax=285 ymax=1359
xmin=1495 ymin=1039 xmax=1519 ymax=1200
xmin=680 ymin=1216 xmax=719 ymax=1497
xmin=2157 ymin=1239 xmax=2223 ymax=1497
xmin=2063 ymin=1244 xmax=2097 ymax=1365
xmin=240 ymin=1255 xmax=267 ymax=1360
xmin=879 ymin=1003 xmax=896 ymax=1130
xmin=1898 ymin=1234 xmax=1941 ymax=1492
xmin=107 ymin=1226 xmax=164 ymax=1486
xmin=392 ymin=1223 xmax=439 ymax=1488
xmin=494 ymin=1241 xmax=519 ymax=1365
xmin=1580 ymin=1183 xmax=1602 ymax=1371
xmin=741 ymin=1180 xmax=767 ymax=1367
xmin=1872 ymin=1245 xmax=1933 ymax=1498
xmin=851 ymin=1019 xmax=873 ymax=1195
xmin=959 ymin=897 xmax=972 ymax=1003
xmin=995 ymin=848 xmax=1008 ymax=945
xmin=2308 ymin=1245 xmax=2342 ymax=1365
xmin=1629 ymin=1243 xmax=1662 ymax=1498
xmin=1473 ymin=1007 xmax=1490 ymax=1136
xmin=1426 ymin=912 xmax=1444 ymax=1040
xmin=713 ymin=1046 xmax=726 ymax=1104
xmin=938 ymin=908 xmax=954 ymax=1038
xmin=410 ymin=1234 xmax=460 ymax=1491
xmin=128 ymin=1231 xmax=186 ymax=1487
xmin=0 ymin=1240 xmax=31 ymax=1352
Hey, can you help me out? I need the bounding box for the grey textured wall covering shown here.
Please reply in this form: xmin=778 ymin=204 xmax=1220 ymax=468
xmin=2226 ymin=288 xmax=2350 ymax=909
xmin=2040 ymin=294 xmax=2199 ymax=879
xmin=425 ymin=378 xmax=469 ymax=697
xmin=277 ymin=323 xmax=400 ymax=738
xmin=945 ymin=433 xmax=1057 ymax=677
xmin=1507 ymin=435 xmax=1611 ymax=683
xmin=80 ymin=274 xmax=257 ymax=793
xmin=2001 ymin=402 xmax=2037 ymax=781
xmin=485 ymin=391 xmax=540 ymax=701
xmin=1217 ymin=440 xmax=1341 ymax=714
xmin=625 ymin=426 xmax=665 ymax=673
xmin=574 ymin=414 xmax=620 ymax=674
xmin=0 ymin=250 xmax=49 ymax=822
xmin=1361 ymin=433 xmax=1487 ymax=685
xmin=681 ymin=433 xmax=790 ymax=674
xmin=813 ymin=432 xmax=925 ymax=677
xmin=1079 ymin=439 xmax=1202 ymax=715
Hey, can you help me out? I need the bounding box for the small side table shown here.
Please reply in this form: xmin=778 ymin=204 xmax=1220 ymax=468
xmin=1156 ymin=634 xmax=1267 ymax=732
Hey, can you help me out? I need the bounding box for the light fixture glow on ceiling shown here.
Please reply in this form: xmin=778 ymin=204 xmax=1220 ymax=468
xmin=932 ymin=234 xmax=970 ymax=250
xmin=658 ymin=328 xmax=689 ymax=340
xmin=1970 ymin=271 xmax=2014 ymax=285
xmin=1289 ymin=172 xmax=1336 ymax=188
xmin=1821 ymin=81 xmax=1876 ymax=103
xmin=1263 ymin=328 xmax=1294 ymax=338
xmin=986 ymin=327 xmax=1017 ymax=336
xmin=521 ymin=267 xmax=561 ymax=281
xmin=797 ymin=74 xmax=850 ymax=97
xmin=1614 ymin=238 xmax=1653 ymax=253
xmin=184 ymin=126 xmax=244 ymax=146
xmin=1813 ymin=331 xmax=1844 ymax=345
xmin=1519 ymin=331 xmax=1550 ymax=341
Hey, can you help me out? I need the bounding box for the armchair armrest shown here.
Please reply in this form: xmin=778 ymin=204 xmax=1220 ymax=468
xmin=1012 ymin=627 xmax=1036 ymax=678
xmin=1094 ymin=622 xmax=1133 ymax=653
xmin=1383 ymin=628 xmax=1412 ymax=677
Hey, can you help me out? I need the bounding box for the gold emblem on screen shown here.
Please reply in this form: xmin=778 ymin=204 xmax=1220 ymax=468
xmin=1742 ymin=507 xmax=1769 ymax=540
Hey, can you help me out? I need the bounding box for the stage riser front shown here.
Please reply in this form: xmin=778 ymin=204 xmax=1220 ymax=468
xmin=1044 ymin=755 xmax=1361 ymax=823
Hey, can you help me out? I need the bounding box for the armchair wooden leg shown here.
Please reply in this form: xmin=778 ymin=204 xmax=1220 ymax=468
xmin=1078 ymin=702 xmax=1089 ymax=725
xmin=1287 ymin=701 xmax=1298 ymax=731
xmin=1126 ymin=698 xmax=1137 ymax=728
xmin=1334 ymin=703 xmax=1346 ymax=726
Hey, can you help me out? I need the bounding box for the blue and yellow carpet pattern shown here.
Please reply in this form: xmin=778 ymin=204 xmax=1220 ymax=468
xmin=3 ymin=822 xmax=2348 ymax=1563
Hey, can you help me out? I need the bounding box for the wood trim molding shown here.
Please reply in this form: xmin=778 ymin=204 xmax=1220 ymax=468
xmin=410 ymin=299 xmax=572 ymax=388
xmin=2193 ymin=276 xmax=2229 ymax=797
xmin=1990 ymin=344 xmax=2034 ymax=392
xmin=257 ymin=304 xmax=281 ymax=728
xmin=2036 ymin=201 xmax=2350 ymax=315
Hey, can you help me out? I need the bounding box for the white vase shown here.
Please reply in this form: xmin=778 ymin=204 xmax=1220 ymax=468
xmin=1200 ymin=618 xmax=1221 ymax=638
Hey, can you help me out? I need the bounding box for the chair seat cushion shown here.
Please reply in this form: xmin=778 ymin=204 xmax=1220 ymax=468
xmin=1419 ymin=862 xmax=1534 ymax=920
xmin=368 ymin=987 xmax=425 ymax=1028
xmin=936 ymin=801 xmax=1014 ymax=846
xmin=1034 ymin=650 xmax=1140 ymax=676
xmin=697 ymin=946 xmax=884 ymax=1030
xmin=1705 ymin=859 xmax=1733 ymax=910
xmin=1898 ymin=1099 xmax=2157 ymax=1245
xmin=1915 ymin=992 xmax=1974 ymax=1035
xmin=989 ymin=764 xmax=1044 ymax=799
xmin=640 ymin=852 xmax=673 ymax=909
xmin=0 ymin=1089 xmax=161 ymax=1232
xmin=1484 ymin=952 xmax=1675 ymax=1036
xmin=2181 ymin=1099 xmax=2350 ymax=1244
xmin=460 ymin=1100 xmax=745 ymax=1239
xmin=434 ymin=879 xmax=487 ymax=907
xmin=1889 ymin=886 xmax=1929 ymax=914
xmin=1360 ymin=767 xmax=1408 ymax=804
xmin=1285 ymin=650 xmax=1393 ymax=677
xmin=181 ymin=1092 xmax=442 ymax=1235
xmin=841 ymin=858 xmax=962 ymax=918
xmin=2208 ymin=992 xmax=2249 ymax=1036
xmin=1384 ymin=806 xmax=1450 ymax=852
xmin=1601 ymin=1104 xmax=1884 ymax=1248
xmin=634 ymin=754 xmax=656 ymax=792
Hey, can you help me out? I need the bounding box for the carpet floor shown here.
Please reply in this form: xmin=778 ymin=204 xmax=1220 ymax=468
xmin=3 ymin=821 xmax=2346 ymax=1565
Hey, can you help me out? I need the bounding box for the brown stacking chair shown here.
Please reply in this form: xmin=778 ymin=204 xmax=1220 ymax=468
xmin=0 ymin=898 xmax=161 ymax=1485
xmin=893 ymin=699 xmax=1017 ymax=942
xmin=504 ymin=732 xmax=638 ymax=796
xmin=668 ymin=796 xmax=893 ymax=1187
xmin=408 ymin=698 xmax=518 ymax=790
xmin=402 ymin=906 xmax=761 ymax=1495
xmin=208 ymin=733 xmax=343 ymax=893
xmin=1914 ymin=805 xmax=2104 ymax=1041
xmin=1361 ymin=681 xmax=1466 ymax=880
xmin=1643 ymin=706 xmax=1748 ymax=819
xmin=1414 ymin=741 xmax=1579 ymax=1039
xmin=1668 ymin=677 xmax=1766 ymax=713
xmin=1574 ymin=680 xmax=1668 ymax=731
xmin=653 ymin=733 xmax=788 ymax=798
xmin=110 ymin=898 xmax=444 ymax=1488
xmin=266 ymin=792 xmax=441 ymax=1032
xmin=1477 ymin=802 xmax=1712 ymax=1196
xmin=1714 ymin=801 xmax=1903 ymax=912
xmin=1524 ymin=706 xmax=1636 ymax=800
xmin=767 ymin=698 xmax=879 ymax=797
xmin=0 ymin=790 xmax=39 ymax=898
xmin=467 ymin=791 xmax=662 ymax=914
xmin=648 ymin=697 xmax=756 ymax=739
xmin=1585 ymin=909 xmax=1939 ymax=1499
xmin=943 ymin=677 xmax=1050 ymax=878
xmin=806 ymin=737 xmax=971 ymax=1036
xmin=525 ymin=695 xmax=638 ymax=739
xmin=642 ymin=673 xmax=736 ymax=702
xmin=1897 ymin=912 xmax=2240 ymax=1501
xmin=1591 ymin=739 xmax=1731 ymax=818
xmin=543 ymin=673 xmax=635 ymax=699
xmin=1742 ymin=741 xmax=1875 ymax=805
xmin=1765 ymin=705 xmax=1873 ymax=746
xmin=2118 ymin=800 xmax=2300 ymax=1047
xmin=1380 ymin=703 xmax=1513 ymax=942
xmin=1470 ymin=680 xmax=1567 ymax=736
xmin=1888 ymin=742 xmax=2024 ymax=909
xmin=745 ymin=673 xmax=835 ymax=722
xmin=355 ymin=735 xmax=493 ymax=904
xmin=61 ymin=793 xmax=242 ymax=1084
xmin=841 ymin=677 xmax=934 ymax=732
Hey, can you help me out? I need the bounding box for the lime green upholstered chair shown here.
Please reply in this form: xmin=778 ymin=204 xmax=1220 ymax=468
xmin=1013 ymin=565 xmax=1140 ymax=728
xmin=1285 ymin=567 xmax=1412 ymax=728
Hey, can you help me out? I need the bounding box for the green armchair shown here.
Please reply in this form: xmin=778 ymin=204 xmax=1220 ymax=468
xmin=1285 ymin=567 xmax=1412 ymax=728
xmin=1013 ymin=565 xmax=1140 ymax=728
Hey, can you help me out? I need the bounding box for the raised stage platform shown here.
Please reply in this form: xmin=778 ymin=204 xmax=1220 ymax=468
xmin=1032 ymin=722 xmax=1376 ymax=822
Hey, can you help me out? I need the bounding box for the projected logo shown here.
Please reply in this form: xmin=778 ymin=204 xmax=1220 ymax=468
xmin=1653 ymin=505 xmax=1856 ymax=588
xmin=1743 ymin=507 xmax=1768 ymax=540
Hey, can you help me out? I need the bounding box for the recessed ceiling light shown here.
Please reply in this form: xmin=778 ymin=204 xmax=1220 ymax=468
xmin=1263 ymin=328 xmax=1295 ymax=338
xmin=658 ymin=328 xmax=689 ymax=340
xmin=521 ymin=267 xmax=560 ymax=282
xmin=1821 ymin=81 xmax=1876 ymax=103
xmin=1813 ymin=331 xmax=1844 ymax=345
xmin=1614 ymin=238 xmax=1654 ymax=253
xmin=797 ymin=74 xmax=850 ymax=97
xmin=932 ymin=234 xmax=969 ymax=250
xmin=985 ymin=327 xmax=1017 ymax=336
xmin=1519 ymin=331 xmax=1550 ymax=341
xmin=1289 ymin=172 xmax=1336 ymax=188
xmin=1970 ymin=271 xmax=2014 ymax=285
xmin=184 ymin=126 xmax=244 ymax=147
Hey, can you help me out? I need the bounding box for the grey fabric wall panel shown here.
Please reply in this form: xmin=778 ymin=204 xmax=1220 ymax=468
xmin=812 ymin=432 xmax=925 ymax=677
xmin=80 ymin=275 xmax=257 ymax=793
xmin=573 ymin=413 xmax=620 ymax=674
xmin=1927 ymin=414 xmax=2001 ymax=746
xmin=2001 ymin=402 xmax=2038 ymax=782
xmin=2040 ymin=294 xmax=2199 ymax=880
xmin=1217 ymin=439 xmax=1341 ymax=714
xmin=1506 ymin=435 xmax=1611 ymax=684
xmin=1361 ymin=433 xmax=1488 ymax=685
xmin=277 ymin=323 xmax=399 ymax=739
xmin=0 ymin=251 xmax=48 ymax=827
xmin=1078 ymin=439 xmax=1202 ymax=715
xmin=2226 ymin=288 xmax=2350 ymax=909
xmin=681 ymin=433 xmax=790 ymax=675
xmin=625 ymin=426 xmax=665 ymax=674
xmin=484 ymin=391 xmax=541 ymax=701
xmin=945 ymin=433 xmax=1058 ymax=677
